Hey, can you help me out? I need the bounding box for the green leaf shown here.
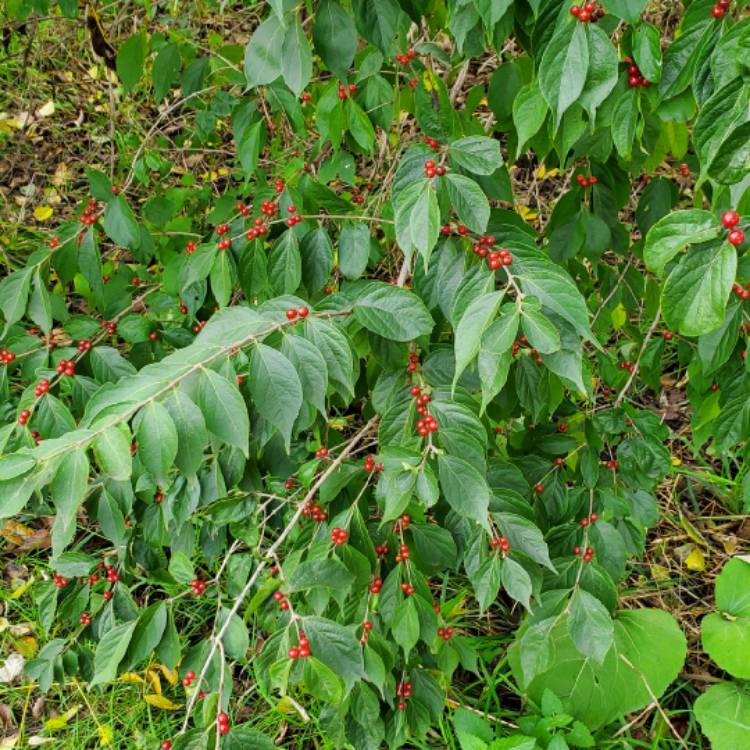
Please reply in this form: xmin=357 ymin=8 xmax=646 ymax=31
xmin=521 ymin=302 xmax=561 ymax=354
xmin=346 ymin=99 xmax=375 ymax=151
xmin=605 ymin=0 xmax=647 ymax=23
xmin=268 ymin=230 xmax=301 ymax=295
xmin=248 ymin=344 xmax=303 ymax=451
xmin=444 ymin=173 xmax=490 ymax=234
xmin=210 ymin=250 xmax=235 ymax=308
xmin=0 ymin=470 xmax=38 ymax=519
xmin=244 ymin=15 xmax=284 ymax=88
xmin=50 ymin=449 xmax=89 ymax=556
xmin=152 ymin=43 xmax=181 ymax=103
xmin=449 ymin=136 xmax=502 ymax=175
xmin=134 ymin=401 xmax=178 ymax=486
xmin=662 ymin=243 xmax=736 ymax=337
xmin=354 ymin=282 xmax=434 ymax=341
xmin=509 ymin=609 xmax=686 ymax=730
xmin=303 ymin=657 xmax=344 ymax=704
xmin=568 ymin=589 xmax=614 ymax=664
xmin=288 ymin=559 xmax=355 ymax=592
xmin=644 ymin=209 xmax=721 ymax=275
xmin=103 ymin=196 xmax=140 ymax=250
xmin=301 ymin=228 xmax=333 ymax=293
xmin=695 ymin=681 xmax=750 ymax=750
xmin=93 ymin=426 xmax=132 ymax=481
xmin=352 ymin=0 xmax=400 ymax=54
xmin=453 ymin=291 xmax=504 ymax=389
xmin=91 ymin=621 xmax=138 ymax=686
xmin=224 ymin=727 xmax=275 ymax=750
xmin=280 ymin=335 xmax=328 ymax=416
xmin=196 ymin=369 xmax=250 ymax=457
xmin=52 ymin=551 xmax=95 ymax=577
xmin=438 ymin=454 xmax=490 ymax=528
xmin=493 ymin=513 xmax=555 ymax=571
xmin=168 ymin=550 xmax=195 ymax=584
xmin=116 ymin=32 xmax=146 ymax=93
xmin=701 ymin=613 xmax=750 ymax=679
xmin=501 ymin=557 xmax=533 ymax=611
xmin=391 ymin=597 xmax=419 ymax=656
xmin=478 ymin=309 xmax=518 ymax=413
xmin=611 ymin=88 xmax=639 ymax=161
xmin=219 ymin=607 xmax=249 ymax=660
xmin=128 ymin=602 xmax=167 ymax=667
xmin=633 ymin=24 xmax=662 ymax=83
xmin=395 ymin=179 xmax=441 ymax=264
xmin=579 ymin=24 xmax=618 ymax=120
xmin=0 ymin=268 xmax=32 ymax=337
xmin=28 ymin=269 xmax=53 ymax=336
xmin=163 ymin=392 xmax=208 ymax=476
xmin=339 ymin=223 xmax=370 ymax=280
xmin=512 ymin=81 xmax=548 ymax=158
xmin=303 ymin=616 xmax=365 ymax=689
xmin=312 ymin=0 xmax=357 ymax=80
xmin=281 ymin=19 xmax=313 ymax=97
xmin=473 ymin=556 xmax=502 ymax=612
xmin=539 ymin=22 xmax=589 ymax=128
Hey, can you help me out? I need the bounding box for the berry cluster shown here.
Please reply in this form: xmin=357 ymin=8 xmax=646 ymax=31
xmin=273 ymin=590 xmax=290 ymax=610
xmin=260 ymin=199 xmax=277 ymax=217
xmin=369 ymin=576 xmax=383 ymax=594
xmin=0 ymin=348 xmax=16 ymax=365
xmin=488 ymin=248 xmax=512 ymax=270
xmin=618 ymin=358 xmax=635 ymax=373
xmin=395 ymin=543 xmax=410 ymax=563
xmin=301 ymin=499 xmax=328 ymax=522
xmin=576 ymin=173 xmax=598 ymax=187
xmin=80 ymin=198 xmax=99 ymax=226
xmin=360 ymin=620 xmax=374 ymax=644
xmin=49 ymin=236 xmax=60 ymax=249
xmin=331 ymin=527 xmax=349 ymax=545
xmin=490 ymin=535 xmax=511 ymax=552
xmin=338 ymin=83 xmax=357 ymax=100
xmin=285 ymin=204 xmax=302 ymax=226
xmin=182 ymin=669 xmax=196 ymax=687
xmin=410 ymin=385 xmax=431 ymax=412
xmin=732 ymin=282 xmax=750 ymax=300
xmin=18 ymin=409 xmax=31 ymax=426
xmin=400 ymin=581 xmax=415 ymax=596
xmin=394 ymin=514 xmax=411 ymax=531
xmin=363 ymin=455 xmax=383 ymax=473
xmin=285 ymin=306 xmax=309 ymax=321
xmin=288 ymin=631 xmax=311 ymax=659
xmin=406 ymin=351 xmax=420 ymax=373
xmin=623 ymin=58 xmax=651 ymax=88
xmin=216 ymin=712 xmax=230 ymax=736
xmin=602 ymin=458 xmax=619 ymax=469
xmin=79 ymin=612 xmax=92 ymax=626
xmin=76 ymin=339 xmax=92 ymax=353
xmin=53 ymin=573 xmax=69 ymax=588
xmin=314 ymin=446 xmax=328 ymax=458
xmin=395 ymin=49 xmax=416 ymax=65
xmin=679 ymin=163 xmax=690 ymax=177
xmin=185 ymin=240 xmax=197 ymax=255
xmin=423 ymin=159 xmax=446 ymax=178
xmin=34 ymin=379 xmax=49 ymax=397
xmin=711 ymin=0 xmax=730 ymax=17
xmin=512 ymin=336 xmax=544 ymax=365
xmin=580 ymin=512 xmax=599 ymax=527
xmin=574 ymin=546 xmax=595 ymax=562
xmin=101 ymin=320 xmax=117 ymax=336
xmin=396 ymin=681 xmax=413 ymax=710
xmin=437 ymin=626 xmax=454 ymax=641
xmin=56 ymin=359 xmax=75 ymax=377
xmin=569 ymin=1 xmax=605 ymax=21
xmin=274 ymin=178 xmax=284 ymax=193
xmin=235 ymin=201 xmax=250 ymax=218
xmin=246 ymin=217 xmax=270 ymax=240
xmin=375 ymin=544 xmax=389 ymax=556
xmin=415 ymin=414 xmax=439 ymax=436
xmin=423 ymin=136 xmax=439 ymax=151
xmin=104 ymin=565 xmax=120 ymax=584
xmin=190 ymin=578 xmax=207 ymax=596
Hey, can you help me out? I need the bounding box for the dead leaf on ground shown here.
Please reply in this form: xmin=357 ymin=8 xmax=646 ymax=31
xmin=0 ymin=653 xmax=24 ymax=684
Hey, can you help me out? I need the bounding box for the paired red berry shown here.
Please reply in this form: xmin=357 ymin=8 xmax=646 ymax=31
xmin=53 ymin=573 xmax=68 ymax=588
xmin=0 ymin=349 xmax=16 ymax=365
xmin=369 ymin=577 xmax=383 ymax=594
xmin=79 ymin=612 xmax=92 ymax=626
xmin=395 ymin=49 xmax=416 ymax=65
xmin=182 ymin=670 xmax=196 ymax=687
xmin=400 ymin=582 xmax=415 ymax=597
xmin=395 ymin=543 xmax=411 ymax=563
xmin=315 ymin=446 xmax=328 ymax=458
xmin=338 ymin=83 xmax=357 ymax=100
xmin=490 ymin=535 xmax=511 ymax=553
xmin=34 ymin=379 xmax=50 ymax=397
xmin=731 ymin=282 xmax=750 ymax=300
xmin=216 ymin=712 xmax=230 ymax=736
xmin=49 ymin=236 xmax=60 ymax=249
xmin=363 ymin=455 xmax=383 ymax=473
xmin=77 ymin=339 xmax=92 ymax=353
xmin=18 ymin=409 xmax=31 ymax=426
xmin=185 ymin=240 xmax=197 ymax=255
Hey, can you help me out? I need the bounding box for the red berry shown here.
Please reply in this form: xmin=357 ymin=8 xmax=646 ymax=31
xmin=722 ymin=210 xmax=740 ymax=228
xmin=288 ymin=647 xmax=300 ymax=659
xmin=297 ymin=306 xmax=309 ymax=318
xmin=534 ymin=483 xmax=543 ymax=493
xmin=570 ymin=4 xmax=580 ymax=15
xmin=161 ymin=742 xmax=173 ymax=750
xmin=286 ymin=309 xmax=298 ymax=320
xmin=728 ymin=229 xmax=745 ymax=246
xmin=712 ymin=4 xmax=724 ymax=17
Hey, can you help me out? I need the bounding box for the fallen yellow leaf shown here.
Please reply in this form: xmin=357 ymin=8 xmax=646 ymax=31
xmin=44 ymin=704 xmax=80 ymax=731
xmin=146 ymin=669 xmax=162 ymax=694
xmin=685 ymin=546 xmax=706 ymax=572
xmin=33 ymin=206 xmax=53 ymax=221
xmin=15 ymin=636 xmax=38 ymax=658
xmin=36 ymin=101 xmax=55 ymax=118
xmin=143 ymin=694 xmax=182 ymax=710
xmin=158 ymin=664 xmax=178 ymax=685
xmin=120 ymin=672 xmax=144 ymax=683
